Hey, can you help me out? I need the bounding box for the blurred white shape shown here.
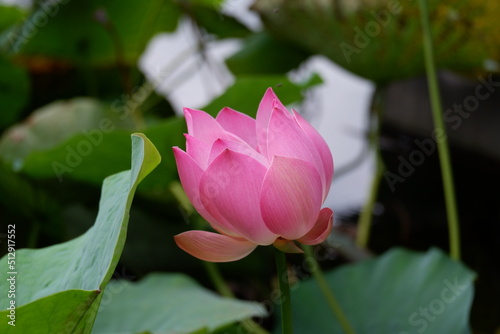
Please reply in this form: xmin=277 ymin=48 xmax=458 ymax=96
xmin=303 ymin=57 xmax=375 ymax=213
xmin=139 ymin=19 xmax=239 ymax=112
xmin=0 ymin=0 xmax=31 ymax=8
xmin=140 ymin=11 xmax=375 ymax=214
xmin=220 ymin=0 xmax=262 ymax=31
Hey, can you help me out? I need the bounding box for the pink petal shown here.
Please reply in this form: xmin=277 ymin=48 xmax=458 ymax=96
xmin=292 ymin=110 xmax=334 ymax=200
xmin=185 ymin=134 xmax=211 ymax=169
xmin=174 ymin=231 xmax=257 ymax=262
xmin=208 ymin=138 xmax=269 ymax=167
xmin=298 ymin=208 xmax=333 ymax=245
xmin=184 ymin=108 xmax=241 ymax=145
xmin=200 ymin=149 xmax=278 ymax=245
xmin=256 ymin=88 xmax=287 ymax=157
xmin=173 ymin=147 xmax=212 ymax=219
xmin=216 ymin=107 xmax=258 ymax=149
xmin=265 ymin=107 xmax=326 ymax=189
xmin=173 ymin=147 xmax=238 ymax=237
xmin=261 ymin=156 xmax=323 ymax=240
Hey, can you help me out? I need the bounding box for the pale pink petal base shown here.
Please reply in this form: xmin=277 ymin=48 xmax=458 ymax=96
xmin=298 ymin=208 xmax=334 ymax=245
xmin=273 ymin=238 xmax=304 ymax=254
xmin=174 ymin=231 xmax=257 ymax=262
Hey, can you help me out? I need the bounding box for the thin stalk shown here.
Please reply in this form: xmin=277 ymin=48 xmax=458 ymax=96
xmin=356 ymin=89 xmax=385 ymax=248
xmin=274 ymin=248 xmax=293 ymax=334
xmin=356 ymin=155 xmax=383 ymax=248
xmin=203 ymin=261 xmax=269 ymax=334
xmin=203 ymin=261 xmax=234 ymax=298
xmin=26 ymin=219 xmax=41 ymax=249
xmin=302 ymin=245 xmax=356 ymax=334
xmin=170 ymin=183 xmax=270 ymax=334
xmin=418 ymin=0 xmax=461 ymax=261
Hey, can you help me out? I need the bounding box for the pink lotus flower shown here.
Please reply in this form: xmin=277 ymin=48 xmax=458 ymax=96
xmin=173 ymin=88 xmax=334 ymax=262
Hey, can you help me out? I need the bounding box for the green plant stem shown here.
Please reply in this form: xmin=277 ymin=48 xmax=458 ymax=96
xmin=171 ymin=186 xmax=269 ymax=334
xmin=203 ymin=261 xmax=234 ymax=298
xmin=274 ymin=248 xmax=293 ymax=334
xmin=418 ymin=0 xmax=461 ymax=261
xmin=27 ymin=219 xmax=41 ymax=249
xmin=356 ymin=151 xmax=384 ymax=248
xmin=302 ymin=245 xmax=356 ymax=334
xmin=356 ymin=89 xmax=385 ymax=248
xmin=203 ymin=261 xmax=269 ymax=334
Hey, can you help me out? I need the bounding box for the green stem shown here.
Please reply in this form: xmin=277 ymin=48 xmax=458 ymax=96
xmin=418 ymin=0 xmax=461 ymax=261
xmin=356 ymin=89 xmax=385 ymax=248
xmin=171 ymin=185 xmax=269 ymax=334
xmin=356 ymin=157 xmax=382 ymax=248
xmin=302 ymin=245 xmax=356 ymax=334
xmin=27 ymin=219 xmax=41 ymax=249
xmin=203 ymin=261 xmax=234 ymax=298
xmin=274 ymin=248 xmax=293 ymax=334
xmin=204 ymin=261 xmax=269 ymax=334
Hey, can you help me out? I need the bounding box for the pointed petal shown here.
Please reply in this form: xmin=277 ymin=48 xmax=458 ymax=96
xmin=293 ymin=110 xmax=334 ymax=200
xmin=298 ymin=208 xmax=333 ymax=245
xmin=200 ymin=149 xmax=277 ymax=245
xmin=265 ymin=107 xmax=326 ymax=190
xmin=261 ymin=156 xmax=323 ymax=240
xmin=175 ymin=231 xmax=257 ymax=262
xmin=273 ymin=238 xmax=304 ymax=254
xmin=185 ymin=134 xmax=211 ymax=169
xmin=208 ymin=138 xmax=269 ymax=167
xmin=256 ymin=88 xmax=287 ymax=157
xmin=216 ymin=107 xmax=258 ymax=149
xmin=184 ymin=108 xmax=241 ymax=145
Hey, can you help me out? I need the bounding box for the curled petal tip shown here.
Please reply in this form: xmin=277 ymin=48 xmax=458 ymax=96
xmin=298 ymin=208 xmax=333 ymax=245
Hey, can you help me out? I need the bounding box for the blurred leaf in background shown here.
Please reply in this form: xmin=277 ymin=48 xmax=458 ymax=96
xmin=9 ymin=0 xmax=181 ymax=65
xmin=253 ymin=0 xmax=500 ymax=83
xmin=93 ymin=273 xmax=266 ymax=334
xmin=278 ymin=248 xmax=476 ymax=333
xmin=0 ymin=56 xmax=29 ymax=129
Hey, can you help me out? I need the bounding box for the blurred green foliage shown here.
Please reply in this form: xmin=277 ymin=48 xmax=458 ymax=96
xmin=276 ymin=248 xmax=475 ymax=333
xmin=254 ymin=0 xmax=500 ymax=83
xmin=0 ymin=2 xmax=320 ymax=332
xmin=0 ymin=0 xmax=495 ymax=332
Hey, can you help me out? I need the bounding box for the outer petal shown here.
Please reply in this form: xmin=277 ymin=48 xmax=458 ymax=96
xmin=297 ymin=208 xmax=333 ymax=245
xmin=265 ymin=107 xmax=326 ymax=189
xmin=173 ymin=147 xmax=237 ymax=237
xmin=173 ymin=147 xmax=212 ymax=220
xmin=185 ymin=134 xmax=211 ymax=169
xmin=256 ymin=88 xmax=287 ymax=157
xmin=292 ymin=110 xmax=334 ymax=200
xmin=184 ymin=108 xmax=242 ymax=145
xmin=200 ymin=149 xmax=278 ymax=245
xmin=216 ymin=107 xmax=258 ymax=149
xmin=208 ymin=138 xmax=269 ymax=167
xmin=174 ymin=231 xmax=257 ymax=262
xmin=261 ymin=156 xmax=323 ymax=240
